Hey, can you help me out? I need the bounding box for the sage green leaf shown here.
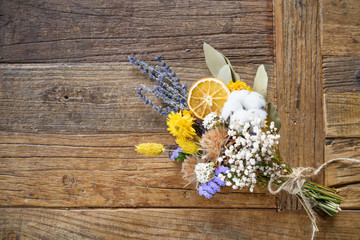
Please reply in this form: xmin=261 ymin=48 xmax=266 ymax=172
xmin=203 ymin=43 xmax=241 ymax=83
xmin=267 ymin=102 xmax=281 ymax=132
xmin=216 ymin=65 xmax=232 ymax=84
xmin=203 ymin=43 xmax=227 ymax=78
xmin=253 ymin=64 xmax=268 ymax=100
xmin=223 ymin=55 xmax=240 ymax=81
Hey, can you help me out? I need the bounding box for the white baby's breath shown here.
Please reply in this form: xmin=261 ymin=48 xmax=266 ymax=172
xmin=219 ymin=117 xmax=285 ymax=191
xmin=195 ymin=162 xmax=216 ymax=183
xmin=203 ymin=112 xmax=222 ymax=130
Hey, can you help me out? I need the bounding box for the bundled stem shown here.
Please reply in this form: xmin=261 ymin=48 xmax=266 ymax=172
xmin=258 ymin=152 xmax=344 ymax=217
xmin=302 ymin=181 xmax=343 ymax=216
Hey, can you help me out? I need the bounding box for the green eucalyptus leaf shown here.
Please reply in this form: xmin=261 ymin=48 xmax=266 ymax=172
xmin=216 ymin=65 xmax=232 ymax=84
xmin=203 ymin=43 xmax=241 ymax=83
xmin=267 ymin=102 xmax=281 ymax=132
xmin=203 ymin=43 xmax=227 ymax=78
xmin=223 ymin=55 xmax=240 ymax=81
xmin=253 ymin=64 xmax=268 ymax=100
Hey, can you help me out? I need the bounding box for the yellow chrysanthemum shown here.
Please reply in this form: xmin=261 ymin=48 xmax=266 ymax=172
xmin=227 ymin=81 xmax=252 ymax=92
xmin=167 ymin=111 xmax=196 ymax=139
xmin=176 ymin=137 xmax=198 ymax=154
xmin=182 ymin=109 xmax=192 ymax=117
xmin=135 ymin=143 xmax=165 ymax=156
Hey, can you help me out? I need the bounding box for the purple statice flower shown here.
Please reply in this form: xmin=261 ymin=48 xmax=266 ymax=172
xmin=198 ymin=166 xmax=228 ymax=199
xmin=198 ymin=186 xmax=213 ymax=199
xmin=129 ymin=55 xmax=189 ymax=116
xmin=170 ymin=147 xmax=182 ymax=160
xmin=215 ymin=165 xmax=229 ymax=176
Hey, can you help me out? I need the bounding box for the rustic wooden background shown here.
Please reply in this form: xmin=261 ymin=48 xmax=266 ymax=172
xmin=0 ymin=0 xmax=359 ymax=239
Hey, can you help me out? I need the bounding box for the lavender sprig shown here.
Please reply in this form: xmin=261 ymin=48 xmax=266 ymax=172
xmin=136 ymin=87 xmax=174 ymax=116
xmin=129 ymin=55 xmax=189 ymax=115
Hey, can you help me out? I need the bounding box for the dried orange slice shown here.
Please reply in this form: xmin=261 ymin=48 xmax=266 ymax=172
xmin=187 ymin=77 xmax=230 ymax=120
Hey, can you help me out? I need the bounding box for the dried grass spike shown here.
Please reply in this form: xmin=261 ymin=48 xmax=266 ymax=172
xmin=181 ymin=155 xmax=202 ymax=187
xmin=200 ymin=127 xmax=228 ymax=162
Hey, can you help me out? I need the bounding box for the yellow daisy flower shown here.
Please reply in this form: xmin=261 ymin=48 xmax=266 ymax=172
xmin=176 ymin=137 xmax=199 ymax=154
xmin=135 ymin=143 xmax=165 ymax=156
xmin=227 ymin=81 xmax=252 ymax=92
xmin=182 ymin=109 xmax=192 ymax=117
xmin=167 ymin=111 xmax=196 ymax=139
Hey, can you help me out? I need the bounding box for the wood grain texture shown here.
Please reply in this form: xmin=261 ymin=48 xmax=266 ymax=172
xmin=323 ymin=56 xmax=360 ymax=93
xmin=1 ymin=0 xmax=359 ymax=238
xmin=0 ymin=0 xmax=273 ymax=63
xmin=274 ymin=0 xmax=324 ymax=209
xmin=321 ymin=0 xmax=360 ymax=209
xmin=0 ymin=132 xmax=276 ymax=208
xmin=321 ymin=0 xmax=360 ymax=56
xmin=335 ymin=184 xmax=360 ymax=209
xmin=324 ymin=93 xmax=360 ymax=137
xmin=325 ymin=138 xmax=360 ymax=208
xmin=1 ymin=208 xmax=360 ymax=240
xmin=0 ymin=63 xmax=274 ymax=132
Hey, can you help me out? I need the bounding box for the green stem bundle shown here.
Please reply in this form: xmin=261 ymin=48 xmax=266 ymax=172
xmin=302 ymin=181 xmax=343 ymax=216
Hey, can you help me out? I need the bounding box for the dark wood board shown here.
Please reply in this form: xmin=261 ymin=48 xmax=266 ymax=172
xmin=0 ymin=63 xmax=274 ymax=132
xmin=1 ymin=208 xmax=360 ymax=240
xmin=0 ymin=131 xmax=276 ymax=208
xmin=274 ymin=0 xmax=324 ymax=210
xmin=321 ymin=0 xmax=360 ymax=56
xmin=0 ymin=0 xmax=273 ymax=64
xmin=0 ymin=0 xmax=360 ymax=239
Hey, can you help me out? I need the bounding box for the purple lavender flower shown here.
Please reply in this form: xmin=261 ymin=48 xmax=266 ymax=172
xmin=171 ymin=147 xmax=182 ymax=160
xmin=198 ymin=166 xmax=229 ymax=199
xmin=129 ymin=55 xmax=189 ymax=115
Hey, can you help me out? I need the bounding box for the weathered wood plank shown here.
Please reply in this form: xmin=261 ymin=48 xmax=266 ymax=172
xmin=324 ymin=93 xmax=360 ymax=138
xmin=321 ymin=0 xmax=360 ymax=210
xmin=335 ymin=184 xmax=360 ymax=209
xmin=274 ymin=0 xmax=324 ymax=210
xmin=0 ymin=132 xmax=276 ymax=208
xmin=0 ymin=63 xmax=274 ymax=132
xmin=323 ymin=57 xmax=360 ymax=93
xmin=0 ymin=0 xmax=273 ymax=63
xmin=1 ymin=208 xmax=360 ymax=240
xmin=323 ymin=56 xmax=360 ymax=93
xmin=325 ymin=138 xmax=360 ymax=208
xmin=321 ymin=0 xmax=360 ymax=56
xmin=1 ymin=133 xmax=358 ymax=209
xmin=325 ymin=138 xmax=360 ymax=186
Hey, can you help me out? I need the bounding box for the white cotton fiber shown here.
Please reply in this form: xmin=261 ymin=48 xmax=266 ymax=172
xmin=221 ymin=90 xmax=267 ymax=124
xmin=248 ymin=109 xmax=267 ymax=121
xmin=221 ymin=100 xmax=244 ymax=120
xmin=227 ymin=90 xmax=250 ymax=103
xmin=242 ymin=91 xmax=266 ymax=110
xmin=230 ymin=110 xmax=250 ymax=125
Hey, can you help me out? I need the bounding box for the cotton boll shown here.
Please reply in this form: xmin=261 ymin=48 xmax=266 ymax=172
xmin=221 ymin=100 xmax=244 ymax=120
xmin=221 ymin=90 xmax=251 ymax=120
xmin=242 ymin=91 xmax=266 ymax=110
xmin=221 ymin=101 xmax=235 ymax=120
xmin=248 ymin=108 xmax=267 ymax=121
xmin=230 ymin=110 xmax=250 ymax=126
xmin=227 ymin=90 xmax=250 ymax=104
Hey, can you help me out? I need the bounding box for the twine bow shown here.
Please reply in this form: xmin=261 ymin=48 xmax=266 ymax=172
xmin=268 ymin=158 xmax=360 ymax=240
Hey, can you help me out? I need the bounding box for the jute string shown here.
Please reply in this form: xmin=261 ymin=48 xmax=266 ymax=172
xmin=268 ymin=158 xmax=360 ymax=240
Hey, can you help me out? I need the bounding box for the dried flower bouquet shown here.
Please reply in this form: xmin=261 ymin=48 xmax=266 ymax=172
xmin=129 ymin=43 xmax=355 ymax=239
